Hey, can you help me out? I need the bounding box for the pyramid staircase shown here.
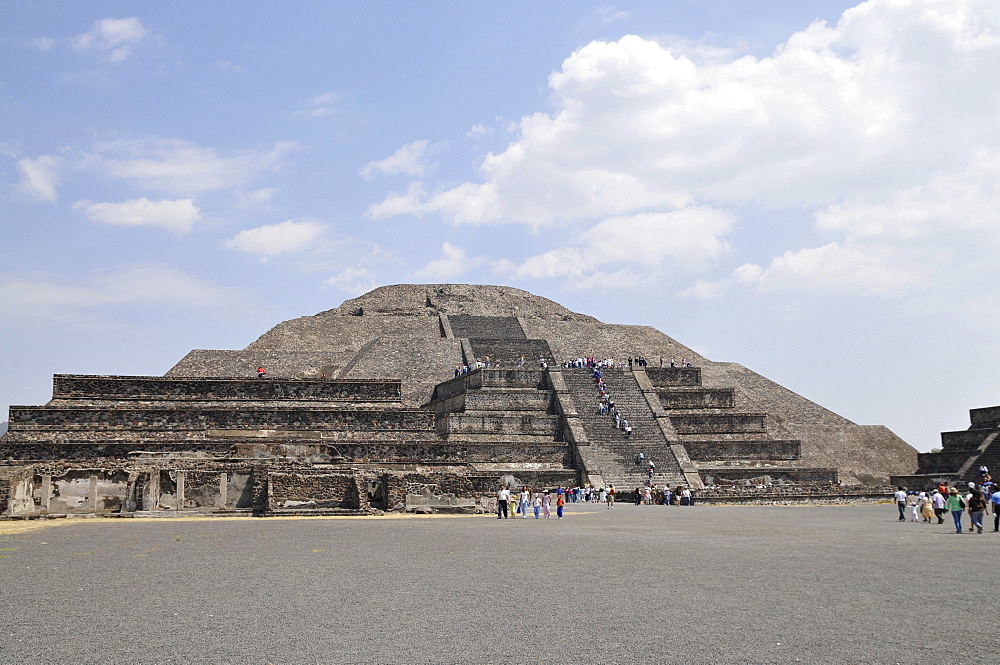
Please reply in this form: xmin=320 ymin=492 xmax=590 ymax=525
xmin=446 ymin=314 xmax=555 ymax=367
xmin=557 ymin=367 xmax=685 ymax=489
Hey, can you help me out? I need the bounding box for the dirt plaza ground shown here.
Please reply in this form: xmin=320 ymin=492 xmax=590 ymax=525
xmin=1 ymin=502 xmax=997 ymax=665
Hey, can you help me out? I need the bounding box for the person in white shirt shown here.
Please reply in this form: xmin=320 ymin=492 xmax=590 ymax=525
xmin=893 ymin=487 xmax=907 ymax=521
xmin=496 ymin=486 xmax=510 ymax=519
xmin=519 ymin=487 xmax=531 ymax=519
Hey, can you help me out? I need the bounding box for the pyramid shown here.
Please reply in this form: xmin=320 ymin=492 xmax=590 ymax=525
xmin=0 ymin=284 xmax=917 ymax=517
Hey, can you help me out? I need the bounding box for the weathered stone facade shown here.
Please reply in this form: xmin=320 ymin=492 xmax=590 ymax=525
xmin=0 ymin=283 xmax=917 ymax=517
xmin=891 ymin=404 xmax=1000 ymax=488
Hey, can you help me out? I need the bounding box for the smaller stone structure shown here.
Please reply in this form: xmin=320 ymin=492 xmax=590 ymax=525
xmin=892 ymin=405 xmax=1000 ymax=488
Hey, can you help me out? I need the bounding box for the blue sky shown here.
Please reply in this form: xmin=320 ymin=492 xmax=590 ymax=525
xmin=3 ymin=0 xmax=999 ymax=451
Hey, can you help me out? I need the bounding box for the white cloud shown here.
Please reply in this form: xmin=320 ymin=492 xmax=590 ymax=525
xmin=224 ymin=220 xmax=327 ymax=256
xmin=367 ymin=0 xmax=1000 ymax=230
xmin=235 ymin=188 xmax=277 ymax=208
xmin=815 ymin=148 xmax=1000 ymax=239
xmin=412 ymin=242 xmax=499 ymax=280
xmin=71 ymin=17 xmax=154 ymax=62
xmin=359 ymin=140 xmax=435 ymax=181
xmin=17 ymin=155 xmax=61 ymax=202
xmin=325 ymin=267 xmax=378 ymax=295
xmin=215 ymin=60 xmax=244 ymax=73
xmin=90 ymin=137 xmax=299 ymax=196
xmin=510 ymin=207 xmax=735 ymax=284
xmin=73 ymin=198 xmax=201 ymax=233
xmin=298 ymin=92 xmax=339 ymax=118
xmin=593 ymin=6 xmax=632 ymax=24
xmin=733 ymin=242 xmax=926 ymax=296
xmin=678 ymin=279 xmax=728 ymax=299
xmin=0 ymin=264 xmax=232 ymax=318
xmin=367 ymin=181 xmax=430 ymax=219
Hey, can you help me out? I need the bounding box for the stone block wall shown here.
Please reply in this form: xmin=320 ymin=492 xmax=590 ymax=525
xmin=447 ymin=315 xmax=526 ymax=340
xmin=51 ymin=375 xmax=402 ymax=402
xmin=912 ymin=449 xmax=978 ymax=475
xmin=268 ymin=471 xmax=360 ymax=510
xmin=445 ymin=414 xmax=562 ymax=437
xmin=9 ymin=407 xmax=435 ymax=432
xmin=940 ymin=429 xmax=991 ymax=451
xmin=328 ymin=442 xmax=572 ymax=466
xmin=0 ymin=442 xmax=237 ymax=461
xmin=383 ymin=471 xmax=477 ymax=511
xmin=699 ymin=467 xmax=838 ymax=484
xmin=644 ymin=367 xmax=703 ymax=387
xmin=658 ymin=389 xmax=735 ymax=409
xmin=430 ymin=391 xmax=553 ymax=417
xmin=467 ymin=339 xmax=554 ymax=365
xmin=671 ymin=414 xmax=768 ymax=434
xmin=684 ymin=440 xmax=800 ymax=461
xmin=431 ymin=369 xmax=549 ymax=401
xmin=970 ymin=406 xmax=1000 ymax=427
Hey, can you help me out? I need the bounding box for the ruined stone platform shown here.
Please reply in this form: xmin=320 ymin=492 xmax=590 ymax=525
xmin=1 ymin=283 xmax=917 ymax=517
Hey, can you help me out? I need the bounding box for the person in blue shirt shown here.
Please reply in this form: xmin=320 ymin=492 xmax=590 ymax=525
xmin=991 ymin=486 xmax=1000 ymax=532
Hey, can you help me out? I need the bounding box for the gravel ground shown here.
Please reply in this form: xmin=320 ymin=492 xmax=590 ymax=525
xmin=0 ymin=502 xmax=997 ymax=665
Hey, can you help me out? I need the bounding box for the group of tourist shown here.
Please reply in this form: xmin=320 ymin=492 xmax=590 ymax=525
xmin=632 ymin=484 xmax=694 ymax=506
xmin=591 ymin=367 xmax=635 ymax=441
xmin=560 ymin=355 xmax=696 ymax=369
xmin=895 ymin=468 xmax=1000 ymax=534
xmin=494 ymin=482 xmax=697 ymax=519
xmin=495 ymin=485 xmax=622 ymax=519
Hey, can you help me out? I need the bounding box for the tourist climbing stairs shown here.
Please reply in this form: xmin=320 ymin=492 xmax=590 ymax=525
xmin=559 ymin=367 xmax=685 ymax=489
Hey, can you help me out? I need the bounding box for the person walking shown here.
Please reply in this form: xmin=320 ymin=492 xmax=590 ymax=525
xmin=894 ymin=487 xmax=907 ymax=521
xmin=542 ymin=492 xmax=551 ymax=519
xmin=556 ymin=492 xmax=565 ymax=519
xmin=919 ymin=492 xmax=934 ymax=523
xmin=496 ymin=486 xmax=510 ymax=519
xmin=992 ymin=485 xmax=1000 ymax=532
xmin=532 ymin=492 xmax=542 ymax=519
xmin=607 ymin=485 xmax=616 ymax=508
xmin=946 ymin=487 xmax=965 ymax=534
xmin=932 ymin=489 xmax=947 ymax=524
xmin=968 ymin=489 xmax=988 ymax=534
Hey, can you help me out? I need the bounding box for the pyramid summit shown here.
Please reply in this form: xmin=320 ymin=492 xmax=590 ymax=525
xmin=1 ymin=283 xmax=917 ymax=517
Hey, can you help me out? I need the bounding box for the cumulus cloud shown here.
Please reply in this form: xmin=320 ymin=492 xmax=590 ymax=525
xmin=90 ymin=137 xmax=299 ymax=196
xmin=325 ymin=267 xmax=379 ymax=295
xmin=235 ymin=188 xmax=277 ymax=208
xmin=73 ymin=198 xmax=201 ymax=233
xmin=359 ymin=140 xmax=435 ymax=181
xmin=0 ymin=264 xmax=232 ymax=318
xmin=411 ymin=242 xmax=502 ymax=280
xmin=71 ymin=17 xmax=155 ymax=62
xmin=366 ymin=0 xmax=1000 ymax=299
xmin=511 ymin=207 xmax=736 ymax=285
xmin=224 ymin=219 xmax=327 ymax=256
xmin=814 ymin=149 xmax=1000 ymax=239
xmin=17 ymin=155 xmax=61 ymax=202
xmin=733 ymin=242 xmax=926 ymax=296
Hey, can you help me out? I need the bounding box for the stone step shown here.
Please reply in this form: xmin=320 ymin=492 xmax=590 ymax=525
xmin=448 ymin=315 xmax=526 ymax=340
xmin=557 ymin=367 xmax=682 ymax=478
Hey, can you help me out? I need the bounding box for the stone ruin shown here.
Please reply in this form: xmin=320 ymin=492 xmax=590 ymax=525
xmin=0 ymin=283 xmax=917 ymax=517
xmin=891 ymin=405 xmax=1000 ymax=489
